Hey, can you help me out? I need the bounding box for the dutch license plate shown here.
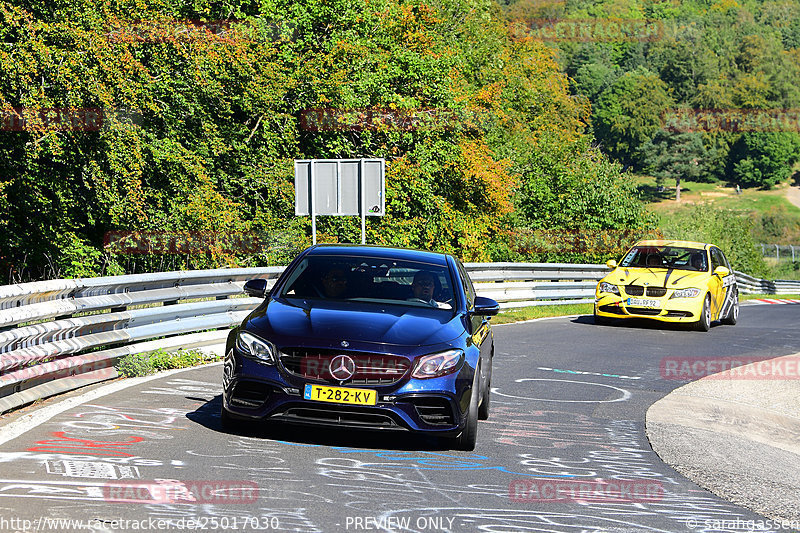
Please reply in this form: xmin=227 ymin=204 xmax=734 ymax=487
xmin=303 ymin=384 xmax=377 ymax=406
xmin=627 ymin=298 xmax=661 ymax=308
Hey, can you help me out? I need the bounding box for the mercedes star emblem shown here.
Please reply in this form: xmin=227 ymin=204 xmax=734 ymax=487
xmin=329 ymin=355 xmax=356 ymax=381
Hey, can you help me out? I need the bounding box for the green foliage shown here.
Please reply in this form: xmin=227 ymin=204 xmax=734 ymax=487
xmin=116 ymin=352 xmax=155 ymax=378
xmin=640 ymin=130 xmax=709 ymax=187
xmin=0 ymin=0 xmax=654 ymax=278
xmin=729 ymin=133 xmax=800 ymax=189
xmin=593 ymin=68 xmax=674 ymax=167
xmin=515 ymin=136 xmax=657 ymax=262
xmin=149 ymin=348 xmax=210 ymax=371
xmin=505 ymin=0 xmax=800 ymax=188
xmin=750 ymin=206 xmax=800 ymax=244
xmin=116 ymin=348 xmax=214 ymax=377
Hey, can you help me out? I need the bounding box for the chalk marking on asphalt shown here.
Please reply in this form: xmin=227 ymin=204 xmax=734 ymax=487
xmin=0 ymin=363 xmax=222 ymax=447
xmin=492 ymin=378 xmax=632 ymax=403
xmin=537 ymin=366 xmax=642 ymax=380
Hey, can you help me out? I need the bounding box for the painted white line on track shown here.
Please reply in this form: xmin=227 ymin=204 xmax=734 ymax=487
xmin=0 ymin=362 xmax=222 ymax=447
xmin=492 ymin=378 xmax=632 ymax=403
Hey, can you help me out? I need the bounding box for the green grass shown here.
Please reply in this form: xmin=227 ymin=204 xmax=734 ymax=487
xmin=741 ymin=294 xmax=800 ymax=300
xmin=492 ymin=296 xmax=799 ymax=325
xmin=634 ymin=174 xmax=800 ymax=217
xmin=491 ymin=303 xmax=593 ymax=324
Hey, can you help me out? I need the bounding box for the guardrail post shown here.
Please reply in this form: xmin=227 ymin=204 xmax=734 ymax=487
xmin=775 ymin=244 xmax=780 ymax=261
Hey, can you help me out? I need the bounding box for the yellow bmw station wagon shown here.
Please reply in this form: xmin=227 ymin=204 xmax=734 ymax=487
xmin=594 ymin=240 xmax=739 ymax=331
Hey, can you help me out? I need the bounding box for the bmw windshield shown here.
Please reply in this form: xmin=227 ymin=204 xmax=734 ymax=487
xmin=620 ymin=246 xmax=708 ymax=272
xmin=279 ymin=255 xmax=456 ymax=310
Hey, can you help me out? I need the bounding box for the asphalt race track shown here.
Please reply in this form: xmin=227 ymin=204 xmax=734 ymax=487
xmin=0 ymin=304 xmax=799 ymax=533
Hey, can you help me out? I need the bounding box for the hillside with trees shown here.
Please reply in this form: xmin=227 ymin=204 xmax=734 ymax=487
xmin=4 ymin=0 xmax=795 ymax=281
xmin=0 ymin=0 xmax=656 ymax=281
xmin=504 ymin=0 xmax=800 ymax=192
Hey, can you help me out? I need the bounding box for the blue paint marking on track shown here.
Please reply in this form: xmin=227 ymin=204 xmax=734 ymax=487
xmin=273 ymin=442 xmax=577 ymax=478
xmin=537 ymin=366 xmax=641 ymax=380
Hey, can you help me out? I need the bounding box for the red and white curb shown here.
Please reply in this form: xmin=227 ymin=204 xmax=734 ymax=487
xmin=747 ymin=298 xmax=800 ymax=305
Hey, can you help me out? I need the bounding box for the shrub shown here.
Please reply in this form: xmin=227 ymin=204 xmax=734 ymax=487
xmin=116 ymin=348 xmax=216 ymax=377
xmin=116 ymin=353 xmax=155 ymax=378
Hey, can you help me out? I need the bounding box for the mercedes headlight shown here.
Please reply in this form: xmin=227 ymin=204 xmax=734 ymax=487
xmin=598 ymin=282 xmax=620 ymax=295
xmin=412 ymin=349 xmax=464 ymax=379
xmin=236 ymin=331 xmax=276 ymax=364
xmin=670 ymin=288 xmax=702 ymax=299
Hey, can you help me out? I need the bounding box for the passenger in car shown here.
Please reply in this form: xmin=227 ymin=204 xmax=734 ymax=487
xmin=691 ymin=253 xmax=707 ymax=271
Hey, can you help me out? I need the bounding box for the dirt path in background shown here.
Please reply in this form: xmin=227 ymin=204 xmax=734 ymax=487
xmin=786 ymin=186 xmax=800 ymax=209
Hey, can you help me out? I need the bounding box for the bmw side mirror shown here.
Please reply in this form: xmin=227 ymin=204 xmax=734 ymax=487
xmin=713 ymin=266 xmax=730 ymax=277
xmin=606 ymin=260 xmax=617 ymax=269
xmin=243 ymin=278 xmax=269 ymax=298
xmin=473 ymin=296 xmax=500 ymax=316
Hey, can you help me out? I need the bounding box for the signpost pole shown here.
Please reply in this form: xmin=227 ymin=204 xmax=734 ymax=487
xmin=360 ymin=159 xmax=366 ymax=244
xmin=310 ymin=160 xmax=317 ymax=245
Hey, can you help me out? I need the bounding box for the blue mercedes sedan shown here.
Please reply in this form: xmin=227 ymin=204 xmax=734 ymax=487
xmin=221 ymin=244 xmax=499 ymax=450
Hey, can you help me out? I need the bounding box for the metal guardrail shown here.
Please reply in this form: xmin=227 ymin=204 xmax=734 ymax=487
xmin=0 ymin=263 xmax=795 ymax=414
xmin=0 ymin=267 xmax=284 ymax=414
xmin=733 ymin=271 xmax=800 ymax=295
xmin=464 ymin=262 xmax=607 ymax=308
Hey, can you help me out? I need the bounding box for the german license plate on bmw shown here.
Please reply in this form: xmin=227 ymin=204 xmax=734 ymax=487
xmin=303 ymin=384 xmax=377 ymax=405
xmin=627 ymin=298 xmax=661 ymax=308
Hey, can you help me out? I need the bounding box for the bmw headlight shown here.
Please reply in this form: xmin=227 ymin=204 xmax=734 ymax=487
xmin=670 ymin=288 xmax=702 ymax=299
xmin=236 ymin=331 xmax=276 ymax=364
xmin=412 ymin=349 xmax=464 ymax=379
xmin=598 ymin=282 xmax=620 ymax=295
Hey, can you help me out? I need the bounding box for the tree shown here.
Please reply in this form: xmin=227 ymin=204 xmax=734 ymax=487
xmin=640 ymin=130 xmax=708 ymax=201
xmin=728 ymin=132 xmax=800 ymax=189
xmin=572 ymin=62 xmax=620 ymax=103
xmin=593 ymin=68 xmax=674 ymax=168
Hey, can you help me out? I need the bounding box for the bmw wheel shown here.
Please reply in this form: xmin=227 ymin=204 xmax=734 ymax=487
xmin=695 ymin=294 xmax=711 ymax=332
xmin=721 ymin=290 xmax=739 ymax=326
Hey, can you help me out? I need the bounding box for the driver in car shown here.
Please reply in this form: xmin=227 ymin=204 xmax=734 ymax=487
xmin=408 ymin=271 xmax=450 ymax=309
xmin=321 ymin=267 xmax=349 ymax=298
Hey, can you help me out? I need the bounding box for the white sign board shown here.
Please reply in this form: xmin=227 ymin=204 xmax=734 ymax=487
xmin=294 ymin=159 xmax=385 ymax=244
xmin=295 ymin=159 xmax=384 ymax=216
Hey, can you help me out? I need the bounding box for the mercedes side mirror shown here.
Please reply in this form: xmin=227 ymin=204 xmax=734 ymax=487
xmin=243 ymin=279 xmax=269 ymax=298
xmin=473 ymin=296 xmax=500 ymax=316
